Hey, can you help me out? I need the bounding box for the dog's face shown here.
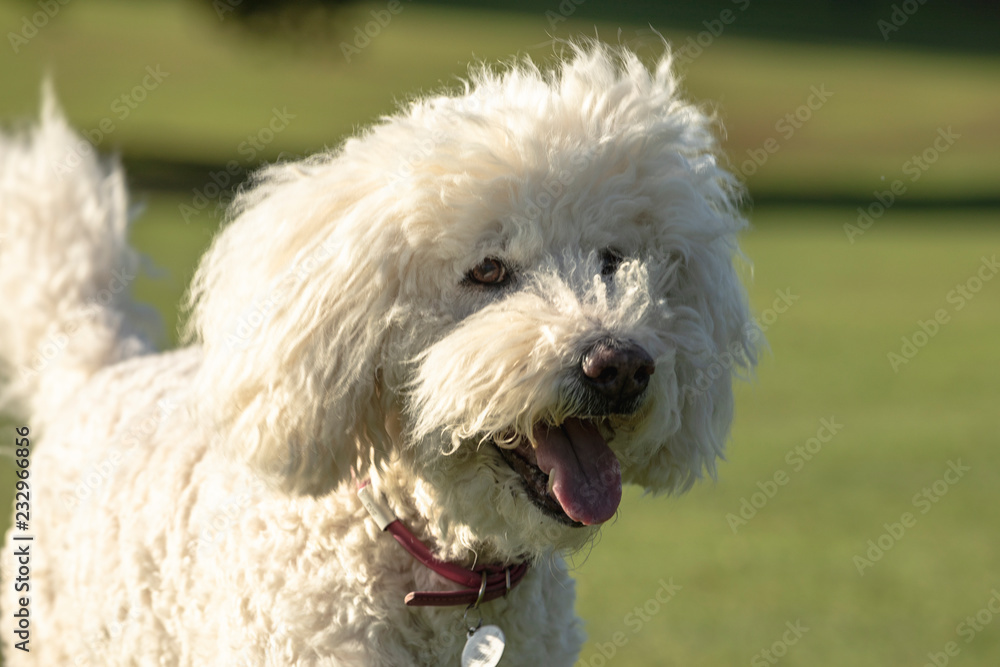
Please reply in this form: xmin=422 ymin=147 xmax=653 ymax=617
xmin=188 ymin=43 xmax=756 ymax=560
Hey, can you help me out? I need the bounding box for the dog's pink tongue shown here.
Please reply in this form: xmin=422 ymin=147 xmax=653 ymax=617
xmin=533 ymin=418 xmax=622 ymax=525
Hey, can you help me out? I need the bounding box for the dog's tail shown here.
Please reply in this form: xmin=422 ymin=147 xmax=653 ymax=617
xmin=0 ymin=88 xmax=156 ymax=423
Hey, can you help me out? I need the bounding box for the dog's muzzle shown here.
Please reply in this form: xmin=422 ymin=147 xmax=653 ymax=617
xmin=494 ymin=339 xmax=654 ymax=527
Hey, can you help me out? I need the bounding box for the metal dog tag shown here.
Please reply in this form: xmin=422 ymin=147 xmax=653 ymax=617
xmin=461 ymin=624 xmax=505 ymax=667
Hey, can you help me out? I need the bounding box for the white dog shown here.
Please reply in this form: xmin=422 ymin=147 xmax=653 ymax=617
xmin=0 ymin=42 xmax=756 ymax=665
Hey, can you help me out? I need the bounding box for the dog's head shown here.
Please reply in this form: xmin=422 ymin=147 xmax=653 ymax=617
xmin=188 ymin=42 xmax=757 ymax=559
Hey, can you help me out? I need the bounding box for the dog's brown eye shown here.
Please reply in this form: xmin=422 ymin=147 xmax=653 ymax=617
xmin=468 ymin=258 xmax=509 ymax=286
xmin=600 ymin=249 xmax=624 ymax=277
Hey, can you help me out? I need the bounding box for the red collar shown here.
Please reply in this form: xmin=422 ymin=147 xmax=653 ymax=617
xmin=357 ymin=482 xmax=529 ymax=607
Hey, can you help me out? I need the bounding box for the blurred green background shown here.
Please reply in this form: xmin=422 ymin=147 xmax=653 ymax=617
xmin=1 ymin=1 xmax=998 ymax=665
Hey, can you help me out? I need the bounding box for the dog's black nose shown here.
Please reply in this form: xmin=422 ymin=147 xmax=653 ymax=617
xmin=579 ymin=339 xmax=654 ymax=407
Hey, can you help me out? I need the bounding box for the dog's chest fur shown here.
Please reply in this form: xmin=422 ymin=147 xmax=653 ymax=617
xmin=23 ymin=348 xmax=582 ymax=666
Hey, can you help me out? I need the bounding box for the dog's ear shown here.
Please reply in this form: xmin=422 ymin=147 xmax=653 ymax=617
xmin=621 ymin=238 xmax=758 ymax=496
xmin=186 ymin=157 xmax=400 ymax=495
xmin=623 ymin=170 xmax=752 ymax=493
xmin=625 ymin=209 xmax=758 ymax=496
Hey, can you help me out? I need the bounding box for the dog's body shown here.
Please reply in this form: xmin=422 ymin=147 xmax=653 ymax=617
xmin=1 ymin=44 xmax=755 ymax=665
xmin=8 ymin=347 xmax=581 ymax=665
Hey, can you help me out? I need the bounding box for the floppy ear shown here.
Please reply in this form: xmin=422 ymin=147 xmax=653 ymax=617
xmin=186 ymin=156 xmax=401 ymax=495
xmin=629 ymin=239 xmax=757 ymax=496
xmin=615 ymin=85 xmax=757 ymax=494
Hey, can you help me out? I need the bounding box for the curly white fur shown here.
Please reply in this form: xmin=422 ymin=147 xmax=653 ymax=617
xmin=1 ymin=42 xmax=755 ymax=665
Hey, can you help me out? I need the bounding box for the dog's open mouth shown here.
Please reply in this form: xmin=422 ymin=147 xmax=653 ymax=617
xmin=495 ymin=418 xmax=622 ymax=527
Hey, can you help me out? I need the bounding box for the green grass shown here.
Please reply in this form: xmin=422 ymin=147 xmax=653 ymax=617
xmin=3 ymin=201 xmax=998 ymax=665
xmin=2 ymin=2 xmax=1000 ymax=664
xmin=573 ymin=209 xmax=1000 ymax=666
xmin=0 ymin=0 xmax=998 ymax=198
